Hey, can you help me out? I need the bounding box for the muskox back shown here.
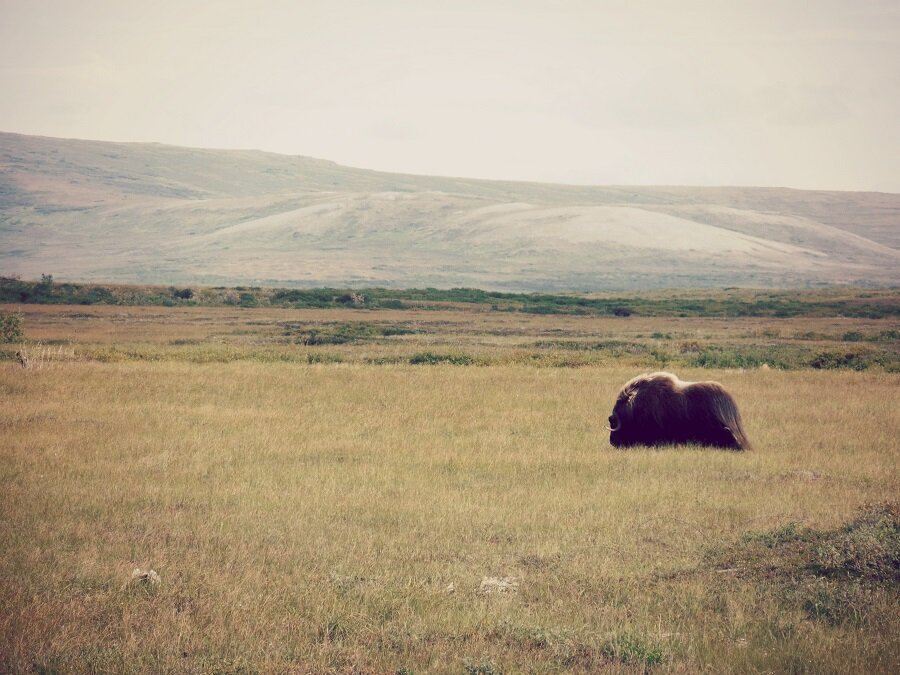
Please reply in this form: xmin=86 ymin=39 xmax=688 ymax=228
xmin=608 ymin=372 xmax=750 ymax=450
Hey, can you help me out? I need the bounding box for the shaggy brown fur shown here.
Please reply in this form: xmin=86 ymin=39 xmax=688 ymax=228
xmin=608 ymin=372 xmax=750 ymax=450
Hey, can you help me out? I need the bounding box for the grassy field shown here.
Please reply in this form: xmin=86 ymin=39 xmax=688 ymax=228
xmin=1 ymin=300 xmax=898 ymax=673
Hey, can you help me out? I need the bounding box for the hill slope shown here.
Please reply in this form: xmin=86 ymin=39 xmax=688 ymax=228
xmin=1 ymin=132 xmax=897 ymax=290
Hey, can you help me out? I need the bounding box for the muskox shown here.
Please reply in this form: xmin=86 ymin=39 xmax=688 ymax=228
xmin=607 ymin=372 xmax=750 ymax=450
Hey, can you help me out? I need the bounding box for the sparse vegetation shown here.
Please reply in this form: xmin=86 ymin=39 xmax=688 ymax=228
xmin=2 ymin=297 xmax=897 ymax=371
xmin=3 ymin=277 xmax=899 ymax=319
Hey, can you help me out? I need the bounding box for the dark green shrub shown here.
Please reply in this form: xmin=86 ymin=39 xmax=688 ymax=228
xmin=409 ymin=351 xmax=476 ymax=365
xmin=0 ymin=311 xmax=24 ymax=342
xmin=270 ymin=289 xmax=335 ymax=307
xmin=809 ymin=352 xmax=869 ymax=371
xmin=84 ymin=286 xmax=114 ymax=304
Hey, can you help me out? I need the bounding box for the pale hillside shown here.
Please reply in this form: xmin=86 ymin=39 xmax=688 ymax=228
xmin=1 ymin=132 xmax=897 ymax=289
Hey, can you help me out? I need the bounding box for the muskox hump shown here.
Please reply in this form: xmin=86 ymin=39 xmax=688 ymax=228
xmin=607 ymin=372 xmax=750 ymax=450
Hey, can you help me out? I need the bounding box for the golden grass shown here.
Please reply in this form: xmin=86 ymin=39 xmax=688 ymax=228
xmin=1 ymin=305 xmax=898 ymax=673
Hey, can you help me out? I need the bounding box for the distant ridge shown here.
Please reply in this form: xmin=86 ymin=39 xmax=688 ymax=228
xmin=1 ymin=132 xmax=897 ymax=290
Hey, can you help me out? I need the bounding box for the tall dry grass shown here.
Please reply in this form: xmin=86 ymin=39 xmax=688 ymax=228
xmin=1 ymin=357 xmax=897 ymax=673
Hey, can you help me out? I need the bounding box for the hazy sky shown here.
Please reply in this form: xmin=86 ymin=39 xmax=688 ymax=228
xmin=1 ymin=0 xmax=898 ymax=191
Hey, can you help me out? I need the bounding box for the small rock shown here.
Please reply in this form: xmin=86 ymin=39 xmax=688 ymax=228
xmin=129 ymin=568 xmax=161 ymax=587
xmin=445 ymin=583 xmax=456 ymax=594
xmin=479 ymin=576 xmax=518 ymax=594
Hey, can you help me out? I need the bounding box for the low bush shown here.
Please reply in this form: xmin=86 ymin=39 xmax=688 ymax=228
xmin=809 ymin=351 xmax=870 ymax=371
xmin=409 ymin=351 xmax=477 ymax=365
xmin=0 ymin=311 xmax=24 ymax=342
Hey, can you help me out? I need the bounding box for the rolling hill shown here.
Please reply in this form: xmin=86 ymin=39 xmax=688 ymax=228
xmin=1 ymin=131 xmax=897 ymax=290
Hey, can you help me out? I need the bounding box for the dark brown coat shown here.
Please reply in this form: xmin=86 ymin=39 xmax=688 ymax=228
xmin=607 ymin=372 xmax=750 ymax=450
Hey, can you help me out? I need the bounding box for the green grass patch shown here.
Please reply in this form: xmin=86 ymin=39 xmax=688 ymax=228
xmin=600 ymin=632 xmax=666 ymax=667
xmin=717 ymin=503 xmax=899 ymax=583
xmin=710 ymin=502 xmax=899 ymax=635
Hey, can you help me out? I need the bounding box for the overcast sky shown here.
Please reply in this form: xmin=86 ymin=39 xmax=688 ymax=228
xmin=1 ymin=0 xmax=898 ymax=191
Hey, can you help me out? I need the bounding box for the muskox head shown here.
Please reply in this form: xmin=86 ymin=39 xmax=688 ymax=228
xmin=607 ymin=372 xmax=750 ymax=450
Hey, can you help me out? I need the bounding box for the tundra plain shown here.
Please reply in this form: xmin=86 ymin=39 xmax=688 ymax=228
xmin=1 ymin=299 xmax=898 ymax=673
